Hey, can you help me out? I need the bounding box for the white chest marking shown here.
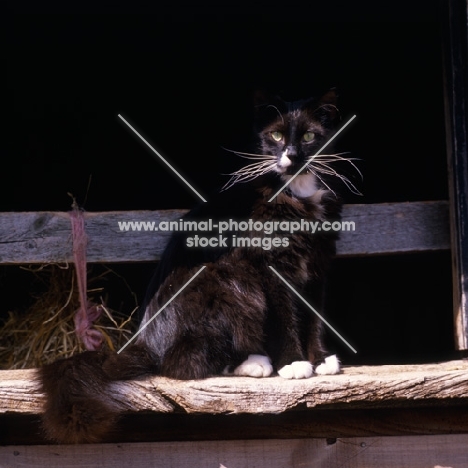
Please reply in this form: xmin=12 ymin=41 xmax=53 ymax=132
xmin=288 ymin=172 xmax=319 ymax=198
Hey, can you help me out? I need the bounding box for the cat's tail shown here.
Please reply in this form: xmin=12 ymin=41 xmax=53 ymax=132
xmin=37 ymin=344 xmax=158 ymax=444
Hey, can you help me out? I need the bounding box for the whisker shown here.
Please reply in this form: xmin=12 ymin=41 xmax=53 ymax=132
xmin=221 ymin=159 xmax=277 ymax=191
xmin=307 ymin=152 xmax=363 ymax=195
xmin=233 ymin=153 xmax=275 ymax=161
xmin=266 ymin=104 xmax=284 ymax=124
xmin=222 ymin=147 xmax=276 ymax=161
xmin=221 ymin=147 xmax=278 ymax=191
xmin=311 ymin=153 xmax=363 ymax=180
xmin=311 ymin=161 xmax=362 ymax=196
xmin=313 ymin=163 xmax=360 ymax=193
xmin=230 ymin=160 xmax=276 ymax=175
xmin=221 ymin=148 xmax=363 ymax=195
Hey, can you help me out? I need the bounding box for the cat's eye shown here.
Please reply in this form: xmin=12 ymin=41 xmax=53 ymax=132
xmin=271 ymin=131 xmax=283 ymax=142
xmin=303 ymin=131 xmax=315 ymax=142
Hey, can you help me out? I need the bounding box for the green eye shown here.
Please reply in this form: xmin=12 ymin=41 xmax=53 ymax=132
xmin=303 ymin=131 xmax=315 ymax=142
xmin=271 ymin=131 xmax=283 ymax=142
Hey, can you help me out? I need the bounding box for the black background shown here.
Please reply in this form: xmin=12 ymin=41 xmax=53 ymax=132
xmin=3 ymin=1 xmax=457 ymax=365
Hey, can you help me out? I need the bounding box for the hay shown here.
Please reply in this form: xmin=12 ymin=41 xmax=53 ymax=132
xmin=0 ymin=264 xmax=138 ymax=370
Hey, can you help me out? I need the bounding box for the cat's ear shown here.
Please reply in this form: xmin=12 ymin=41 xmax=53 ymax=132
xmin=319 ymin=88 xmax=339 ymax=107
xmin=253 ymin=89 xmax=284 ymax=113
xmin=253 ymin=89 xmax=271 ymax=110
xmin=312 ymin=88 xmax=340 ymax=127
xmin=252 ymin=89 xmax=286 ymax=128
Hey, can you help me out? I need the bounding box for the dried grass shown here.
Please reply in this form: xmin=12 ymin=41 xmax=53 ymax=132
xmin=0 ymin=264 xmax=138 ymax=370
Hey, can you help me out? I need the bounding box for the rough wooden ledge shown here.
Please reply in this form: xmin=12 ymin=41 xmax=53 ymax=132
xmin=1 ymin=360 xmax=467 ymax=416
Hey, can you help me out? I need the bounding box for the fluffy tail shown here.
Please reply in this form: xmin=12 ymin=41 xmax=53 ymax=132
xmin=37 ymin=344 xmax=158 ymax=443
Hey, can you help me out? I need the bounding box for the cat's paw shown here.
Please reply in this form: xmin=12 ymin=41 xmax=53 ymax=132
xmin=315 ymin=355 xmax=340 ymax=375
xmin=233 ymin=354 xmax=273 ymax=378
xmin=278 ymin=361 xmax=313 ymax=379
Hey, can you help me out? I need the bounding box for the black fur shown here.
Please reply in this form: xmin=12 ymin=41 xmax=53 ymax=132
xmin=38 ymin=89 xmax=346 ymax=443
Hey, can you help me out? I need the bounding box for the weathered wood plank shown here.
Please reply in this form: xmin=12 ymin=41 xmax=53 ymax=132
xmin=0 ymin=201 xmax=451 ymax=264
xmin=1 ymin=360 xmax=466 ymax=416
xmin=443 ymin=0 xmax=468 ymax=351
xmin=0 ymin=209 xmax=183 ymax=264
xmin=338 ymin=200 xmax=450 ymax=256
xmin=1 ymin=434 xmax=467 ymax=468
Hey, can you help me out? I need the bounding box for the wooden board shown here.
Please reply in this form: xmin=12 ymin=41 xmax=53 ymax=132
xmin=0 ymin=201 xmax=451 ymax=264
xmin=443 ymin=0 xmax=468 ymax=351
xmin=1 ymin=360 xmax=467 ymax=416
xmin=1 ymin=434 xmax=467 ymax=468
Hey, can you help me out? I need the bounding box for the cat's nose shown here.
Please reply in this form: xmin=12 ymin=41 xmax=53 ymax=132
xmin=285 ymin=145 xmax=297 ymax=158
xmin=279 ymin=148 xmax=293 ymax=169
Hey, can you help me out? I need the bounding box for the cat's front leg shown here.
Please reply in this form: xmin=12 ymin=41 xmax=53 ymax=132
xmin=265 ymin=289 xmax=314 ymax=379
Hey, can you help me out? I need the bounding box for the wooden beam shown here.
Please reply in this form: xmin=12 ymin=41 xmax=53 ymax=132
xmin=1 ymin=360 xmax=466 ymax=416
xmin=443 ymin=0 xmax=468 ymax=350
xmin=0 ymin=201 xmax=450 ymax=264
xmin=337 ymin=201 xmax=450 ymax=257
xmin=1 ymin=434 xmax=467 ymax=468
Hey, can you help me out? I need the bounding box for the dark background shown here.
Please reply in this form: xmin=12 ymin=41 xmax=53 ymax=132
xmin=3 ymin=1 xmax=457 ymax=365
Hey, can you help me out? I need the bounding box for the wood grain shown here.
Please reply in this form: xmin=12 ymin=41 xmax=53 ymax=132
xmin=1 ymin=360 xmax=467 ymax=416
xmin=443 ymin=0 xmax=468 ymax=351
xmin=0 ymin=201 xmax=450 ymax=264
xmin=1 ymin=434 xmax=467 ymax=468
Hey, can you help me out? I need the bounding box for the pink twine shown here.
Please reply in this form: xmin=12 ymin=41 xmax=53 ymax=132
xmin=70 ymin=204 xmax=103 ymax=351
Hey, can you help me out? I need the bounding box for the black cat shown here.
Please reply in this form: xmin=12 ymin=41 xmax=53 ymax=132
xmin=38 ymin=89 xmax=358 ymax=443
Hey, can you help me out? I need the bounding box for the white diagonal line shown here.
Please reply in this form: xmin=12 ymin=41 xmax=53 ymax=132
xmin=269 ymin=265 xmax=357 ymax=353
xmin=117 ymin=266 xmax=207 ymax=354
xmin=118 ymin=114 xmax=207 ymax=203
xmin=268 ymin=115 xmax=357 ymax=202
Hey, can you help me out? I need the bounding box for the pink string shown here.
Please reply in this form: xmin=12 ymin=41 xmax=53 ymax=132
xmin=70 ymin=204 xmax=103 ymax=351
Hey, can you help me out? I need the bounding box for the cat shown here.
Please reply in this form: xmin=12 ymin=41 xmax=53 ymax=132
xmin=38 ymin=88 xmax=358 ymax=443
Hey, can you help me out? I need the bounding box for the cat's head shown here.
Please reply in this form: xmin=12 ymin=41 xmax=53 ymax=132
xmin=254 ymin=90 xmax=339 ymax=197
xmin=223 ymin=89 xmax=360 ymax=197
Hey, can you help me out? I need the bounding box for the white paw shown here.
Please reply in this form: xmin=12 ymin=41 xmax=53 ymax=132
xmin=315 ymin=355 xmax=341 ymax=375
xmin=278 ymin=361 xmax=313 ymax=379
xmin=233 ymin=354 xmax=273 ymax=378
